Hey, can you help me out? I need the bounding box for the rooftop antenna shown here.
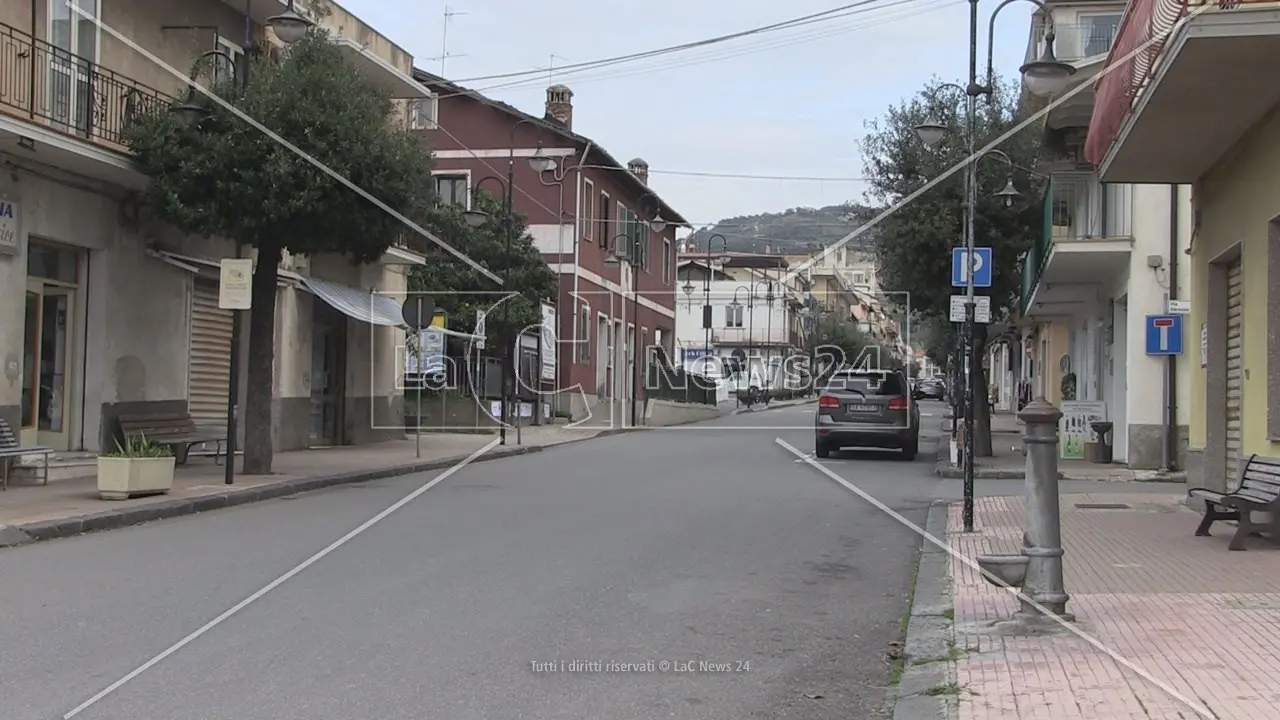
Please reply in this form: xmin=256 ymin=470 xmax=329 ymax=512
xmin=428 ymin=5 xmax=468 ymax=77
xmin=533 ymin=54 xmax=569 ymax=87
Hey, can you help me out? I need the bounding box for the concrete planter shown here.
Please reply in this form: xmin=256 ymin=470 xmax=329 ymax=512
xmin=97 ymin=456 xmax=175 ymax=500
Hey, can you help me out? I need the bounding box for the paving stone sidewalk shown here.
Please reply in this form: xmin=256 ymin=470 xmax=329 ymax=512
xmin=934 ymin=412 xmax=1186 ymax=483
xmin=935 ymin=493 xmax=1280 ymax=719
xmin=0 ymin=425 xmax=608 ymax=546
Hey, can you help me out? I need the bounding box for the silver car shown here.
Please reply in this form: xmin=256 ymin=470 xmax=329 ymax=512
xmin=815 ymin=369 xmax=920 ymax=459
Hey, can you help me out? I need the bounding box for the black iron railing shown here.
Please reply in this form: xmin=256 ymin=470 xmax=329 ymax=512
xmin=0 ymin=21 xmax=175 ymax=151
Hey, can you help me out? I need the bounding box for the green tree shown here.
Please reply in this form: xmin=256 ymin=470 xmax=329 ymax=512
xmin=127 ymin=30 xmax=435 ymax=473
xmin=408 ymin=192 xmax=558 ymax=357
xmin=915 ymin=314 xmax=958 ymax=368
xmin=861 ymin=75 xmax=1042 ymax=455
xmin=811 ymin=314 xmax=872 ymax=376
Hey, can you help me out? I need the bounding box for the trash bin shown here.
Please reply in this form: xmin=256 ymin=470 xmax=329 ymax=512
xmin=1087 ymin=421 xmax=1114 ymax=464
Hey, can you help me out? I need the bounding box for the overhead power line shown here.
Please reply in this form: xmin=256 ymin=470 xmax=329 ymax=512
xmin=449 ymin=1 xmax=894 ymax=85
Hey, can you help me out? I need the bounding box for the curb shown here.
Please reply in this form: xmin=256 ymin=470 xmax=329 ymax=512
xmin=729 ymin=397 xmax=816 ymax=415
xmin=932 ymin=461 xmax=1188 ymax=483
xmin=0 ymin=429 xmax=634 ymax=549
xmin=891 ymin=502 xmax=958 ymax=720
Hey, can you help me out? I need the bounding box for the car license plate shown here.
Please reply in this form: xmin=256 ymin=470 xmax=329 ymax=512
xmin=848 ymin=404 xmax=878 ymax=413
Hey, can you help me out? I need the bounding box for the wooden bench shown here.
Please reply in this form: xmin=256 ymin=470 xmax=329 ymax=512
xmin=1189 ymin=453 xmax=1280 ymax=551
xmin=0 ymin=418 xmax=52 ymax=490
xmin=117 ymin=412 xmax=225 ymax=466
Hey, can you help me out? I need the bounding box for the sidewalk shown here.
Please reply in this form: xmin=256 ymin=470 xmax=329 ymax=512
xmin=0 ymin=425 xmax=608 ymax=547
xmin=897 ymin=493 xmax=1280 ymax=719
xmin=934 ymin=412 xmax=1185 ymax=483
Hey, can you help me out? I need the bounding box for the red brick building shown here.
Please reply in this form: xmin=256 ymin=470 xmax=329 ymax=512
xmin=410 ymin=71 xmax=688 ymax=420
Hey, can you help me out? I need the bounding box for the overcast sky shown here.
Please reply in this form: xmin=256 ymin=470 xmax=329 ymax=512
xmin=337 ymin=0 xmax=1031 ymax=227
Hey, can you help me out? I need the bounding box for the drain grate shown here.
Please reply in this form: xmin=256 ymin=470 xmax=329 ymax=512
xmin=1074 ymin=503 xmax=1131 ymax=510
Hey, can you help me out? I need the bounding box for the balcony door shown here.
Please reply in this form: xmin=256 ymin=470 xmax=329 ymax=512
xmin=48 ymin=0 xmax=100 ymax=136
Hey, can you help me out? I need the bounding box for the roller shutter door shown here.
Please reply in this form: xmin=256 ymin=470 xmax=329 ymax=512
xmin=1225 ymin=260 xmax=1243 ymax=489
xmin=188 ymin=279 xmax=233 ymax=427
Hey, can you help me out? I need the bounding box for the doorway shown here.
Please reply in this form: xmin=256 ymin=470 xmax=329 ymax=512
xmin=310 ymin=301 xmax=347 ymax=445
xmin=21 ymin=278 xmax=76 ymax=450
xmin=48 ymin=0 xmax=100 ymax=136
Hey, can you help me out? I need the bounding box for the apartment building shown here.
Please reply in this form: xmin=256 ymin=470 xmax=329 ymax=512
xmin=1084 ymin=0 xmax=1280 ymax=493
xmin=0 ymin=0 xmax=429 ymax=465
xmin=1017 ymin=0 xmax=1191 ymax=469
xmin=409 ymin=73 xmax=688 ymax=422
xmin=673 ymin=252 xmax=804 ymax=386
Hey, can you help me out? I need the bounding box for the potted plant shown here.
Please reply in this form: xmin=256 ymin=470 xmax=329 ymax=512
xmin=97 ymin=434 xmax=175 ymax=500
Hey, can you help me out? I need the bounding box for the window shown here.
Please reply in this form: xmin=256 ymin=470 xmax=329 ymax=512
xmin=1080 ymin=13 xmax=1121 ymax=57
xmin=662 ymin=239 xmax=672 ymax=285
xmin=852 ymin=271 xmax=866 ymax=285
xmin=408 ymin=95 xmax=439 ymax=130
xmin=435 ymin=173 xmax=468 ymax=207
xmin=638 ymin=221 xmax=651 ymax=272
xmin=724 ymin=305 xmax=744 ymax=328
xmin=214 ymin=36 xmax=243 ymax=87
xmin=617 ymin=202 xmax=629 ymax=255
xmin=578 ymin=304 xmax=591 ymax=363
xmin=581 ymin=178 xmax=595 ymax=242
xmin=598 ymin=193 xmax=611 ymax=249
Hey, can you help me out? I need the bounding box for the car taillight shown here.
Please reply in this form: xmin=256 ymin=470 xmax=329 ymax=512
xmin=887 ymin=396 xmax=908 ymax=410
xmin=818 ymin=395 xmax=841 ymax=409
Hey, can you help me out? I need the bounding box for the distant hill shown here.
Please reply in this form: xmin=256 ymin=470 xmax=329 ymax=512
xmin=686 ymin=203 xmax=877 ymax=254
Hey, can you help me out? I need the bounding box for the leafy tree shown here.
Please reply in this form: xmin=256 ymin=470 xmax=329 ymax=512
xmin=127 ymin=30 xmax=435 ymax=473
xmin=408 ymin=192 xmax=558 ymax=359
xmin=915 ymin=314 xmax=958 ymax=368
xmin=860 ymin=75 xmax=1042 ymax=455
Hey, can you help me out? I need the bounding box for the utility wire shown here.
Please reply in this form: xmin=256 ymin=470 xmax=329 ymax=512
xmin=449 ymin=0 xmax=899 ymax=84
xmin=435 ymin=0 xmax=952 ymax=100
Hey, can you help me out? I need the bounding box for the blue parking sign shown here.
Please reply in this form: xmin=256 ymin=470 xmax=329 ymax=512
xmin=951 ymin=247 xmax=993 ymax=288
xmin=1145 ymin=315 xmax=1183 ymax=356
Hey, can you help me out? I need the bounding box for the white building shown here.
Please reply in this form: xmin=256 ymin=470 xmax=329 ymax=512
xmin=1017 ymin=0 xmax=1191 ymax=468
xmin=674 ymin=253 xmax=803 ymax=387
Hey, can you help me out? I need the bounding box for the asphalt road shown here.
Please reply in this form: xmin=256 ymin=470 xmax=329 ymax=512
xmin=0 ymin=400 xmax=1168 ymax=720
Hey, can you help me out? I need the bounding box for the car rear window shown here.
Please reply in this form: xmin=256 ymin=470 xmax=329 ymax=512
xmin=826 ymin=372 xmax=906 ymax=395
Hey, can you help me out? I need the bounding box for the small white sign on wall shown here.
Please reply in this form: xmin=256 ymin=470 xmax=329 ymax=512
xmin=1168 ymin=299 xmax=1191 ymax=315
xmin=219 ymin=258 xmax=253 ymax=309
xmin=1200 ymin=323 xmax=1207 ymax=369
xmin=0 ymin=199 xmax=20 ymax=256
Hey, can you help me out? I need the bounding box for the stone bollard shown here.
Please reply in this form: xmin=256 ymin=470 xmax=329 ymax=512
xmin=975 ymin=397 xmax=1073 ymax=632
xmin=1017 ymin=397 xmax=1073 ymax=623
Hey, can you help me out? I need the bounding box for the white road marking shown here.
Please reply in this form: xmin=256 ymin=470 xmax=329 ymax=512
xmin=62 ymin=439 xmax=502 ymax=719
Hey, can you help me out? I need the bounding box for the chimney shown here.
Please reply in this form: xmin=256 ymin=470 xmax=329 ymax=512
xmin=627 ymin=157 xmax=649 ymax=185
xmin=544 ymin=84 xmax=573 ymax=130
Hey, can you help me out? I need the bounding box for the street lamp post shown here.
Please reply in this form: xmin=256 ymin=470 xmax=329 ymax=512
xmin=605 ymin=206 xmax=665 ymax=426
xmin=461 ymin=128 xmax=557 ymax=445
xmin=703 ymin=233 xmax=728 ymax=362
xmin=911 ymin=0 xmax=1073 ymax=532
xmin=169 ymin=3 xmax=314 ymax=486
xmin=748 ymin=281 xmax=771 ymax=391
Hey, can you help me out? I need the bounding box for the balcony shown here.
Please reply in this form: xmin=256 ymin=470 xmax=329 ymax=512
xmin=1021 ymin=177 xmax=1133 ymax=318
xmin=1087 ymin=0 xmax=1280 ymax=183
xmin=712 ymin=327 xmax=791 ymax=346
xmin=0 ymin=21 xmax=173 ymax=188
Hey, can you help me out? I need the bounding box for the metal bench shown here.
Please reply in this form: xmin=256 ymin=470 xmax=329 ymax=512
xmin=117 ymin=412 xmax=225 ymax=465
xmin=1189 ymin=453 xmax=1280 ymax=551
xmin=0 ymin=418 xmax=52 ymax=490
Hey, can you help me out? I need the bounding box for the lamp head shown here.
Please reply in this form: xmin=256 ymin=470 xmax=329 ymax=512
xmin=648 ymin=213 xmax=667 ymax=234
xmin=462 ymin=209 xmax=489 ymax=228
xmin=528 ymin=144 xmax=558 ymax=173
xmin=171 ymin=94 xmax=206 ymax=127
xmin=268 ymin=1 xmax=313 ymax=45
xmin=682 ymin=280 xmax=696 ymax=296
xmin=913 ymin=121 xmax=947 ymax=149
xmin=995 ymin=176 xmax=1021 ymax=207
xmin=1020 ymin=32 xmax=1076 ymax=97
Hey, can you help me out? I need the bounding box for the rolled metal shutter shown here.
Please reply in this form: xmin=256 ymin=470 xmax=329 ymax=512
xmin=189 ymin=279 xmax=233 ymax=427
xmin=1225 ymin=260 xmax=1243 ymax=489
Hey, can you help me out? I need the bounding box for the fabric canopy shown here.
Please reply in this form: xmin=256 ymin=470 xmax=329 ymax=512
xmin=301 ymin=277 xmax=405 ymax=327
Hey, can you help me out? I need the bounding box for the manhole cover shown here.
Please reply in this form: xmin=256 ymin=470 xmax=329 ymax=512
xmin=1074 ymin=503 xmax=1131 ymax=510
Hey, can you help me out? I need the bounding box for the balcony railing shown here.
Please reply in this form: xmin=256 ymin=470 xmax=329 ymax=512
xmin=0 ymin=21 xmax=175 ymax=152
xmin=1020 ymin=176 xmax=1133 ymax=311
xmin=712 ymin=327 xmax=791 ymax=346
xmin=1029 ymin=21 xmax=1121 ymax=63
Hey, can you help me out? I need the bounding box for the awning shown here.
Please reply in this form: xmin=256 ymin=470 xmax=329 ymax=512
xmin=301 ymin=277 xmax=405 ymax=326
